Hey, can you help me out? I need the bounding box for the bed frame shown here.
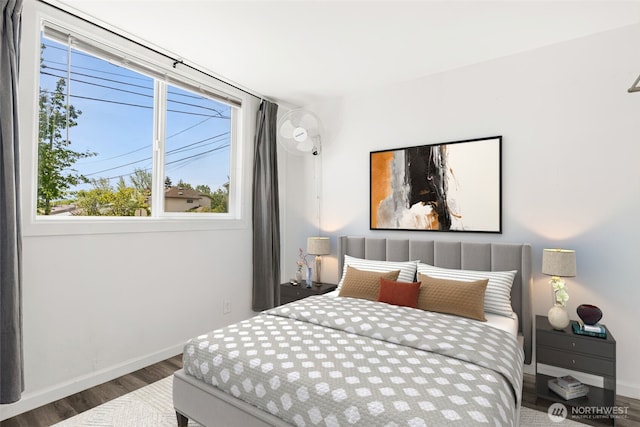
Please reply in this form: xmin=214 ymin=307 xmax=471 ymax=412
xmin=173 ymin=236 xmax=532 ymax=427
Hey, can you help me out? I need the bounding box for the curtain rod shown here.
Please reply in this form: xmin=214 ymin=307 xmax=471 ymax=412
xmin=39 ymin=0 xmax=264 ymax=101
xmin=629 ymin=74 xmax=640 ymax=93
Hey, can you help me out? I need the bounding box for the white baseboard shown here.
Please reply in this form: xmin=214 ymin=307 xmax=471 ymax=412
xmin=0 ymin=343 xmax=183 ymax=421
xmin=617 ymin=380 xmax=640 ymax=401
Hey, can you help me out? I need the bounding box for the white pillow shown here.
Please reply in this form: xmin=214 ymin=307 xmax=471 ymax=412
xmin=416 ymin=263 xmax=517 ymax=317
xmin=338 ymin=255 xmax=418 ymax=290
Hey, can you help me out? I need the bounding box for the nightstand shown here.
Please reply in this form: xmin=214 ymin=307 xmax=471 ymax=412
xmin=536 ymin=315 xmax=616 ymax=425
xmin=279 ymin=282 xmax=337 ymax=305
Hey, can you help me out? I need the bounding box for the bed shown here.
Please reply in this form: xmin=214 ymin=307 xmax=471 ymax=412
xmin=173 ymin=236 xmax=533 ymax=426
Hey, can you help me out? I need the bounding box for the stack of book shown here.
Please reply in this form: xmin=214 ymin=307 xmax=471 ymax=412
xmin=571 ymin=320 xmax=607 ymax=338
xmin=548 ymin=375 xmax=589 ymax=400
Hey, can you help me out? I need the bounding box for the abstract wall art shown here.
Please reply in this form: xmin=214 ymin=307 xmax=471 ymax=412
xmin=370 ymin=136 xmax=502 ymax=233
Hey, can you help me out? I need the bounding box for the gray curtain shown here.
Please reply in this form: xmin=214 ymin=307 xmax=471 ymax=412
xmin=0 ymin=0 xmax=24 ymax=404
xmin=252 ymin=100 xmax=280 ymax=311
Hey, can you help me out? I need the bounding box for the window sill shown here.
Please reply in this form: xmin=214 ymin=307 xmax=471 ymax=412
xmin=22 ymin=214 xmax=249 ymax=237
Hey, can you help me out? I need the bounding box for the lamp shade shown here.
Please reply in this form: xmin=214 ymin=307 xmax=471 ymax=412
xmin=542 ymin=249 xmax=576 ymax=277
xmin=307 ymin=237 xmax=330 ymax=255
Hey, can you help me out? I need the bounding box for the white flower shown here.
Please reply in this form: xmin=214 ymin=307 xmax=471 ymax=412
xmin=552 ymin=280 xmax=569 ymax=306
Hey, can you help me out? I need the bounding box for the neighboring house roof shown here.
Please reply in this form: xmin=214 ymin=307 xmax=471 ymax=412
xmin=164 ymin=187 xmax=205 ymax=199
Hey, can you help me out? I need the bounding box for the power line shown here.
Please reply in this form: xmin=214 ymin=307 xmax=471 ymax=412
xmin=83 ymin=155 xmax=150 ymax=177
xmin=42 ymin=56 xmax=220 ymax=101
xmin=39 ymin=5 xmax=263 ymax=101
xmin=167 ymin=116 xmax=215 ymax=139
xmin=83 ymin=132 xmax=230 ymax=177
xmin=41 ymin=70 xmax=153 ymax=99
xmin=99 ymin=143 xmax=230 ymax=182
xmin=78 ymin=144 xmax=149 ymax=165
xmin=43 ymin=60 xmax=228 ymax=102
xmin=78 ymin=118 xmax=220 ymax=165
xmin=41 ymin=71 xmax=230 ymax=118
xmin=167 ymin=132 xmax=230 ymax=155
xmin=41 ymin=54 xmax=150 ymax=82
xmin=41 ymin=91 xmax=229 ymax=119
xmin=166 ymin=144 xmax=230 ymax=166
xmin=42 ymin=65 xmax=153 ymax=90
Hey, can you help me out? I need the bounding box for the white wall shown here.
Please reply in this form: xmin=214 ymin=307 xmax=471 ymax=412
xmin=1 ymin=1 xmax=258 ymax=420
xmin=0 ymin=229 xmax=256 ymax=420
xmin=292 ymin=24 xmax=640 ymax=398
xmin=4 ymin=3 xmax=639 ymax=421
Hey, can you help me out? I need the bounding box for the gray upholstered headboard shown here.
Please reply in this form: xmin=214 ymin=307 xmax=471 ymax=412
xmin=337 ymin=236 xmax=533 ymax=364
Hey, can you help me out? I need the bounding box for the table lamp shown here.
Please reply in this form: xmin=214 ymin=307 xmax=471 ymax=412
xmin=307 ymin=237 xmax=330 ymax=284
xmin=542 ymin=248 xmax=577 ymax=330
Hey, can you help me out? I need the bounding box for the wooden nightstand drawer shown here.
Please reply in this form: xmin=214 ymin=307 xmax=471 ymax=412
xmin=281 ymin=286 xmax=306 ymax=300
xmin=535 ymin=315 xmax=616 ymax=424
xmin=279 ymin=282 xmax=337 ymax=306
xmin=537 ymin=346 xmax=615 ymax=377
xmin=537 ymin=330 xmax=614 ymax=358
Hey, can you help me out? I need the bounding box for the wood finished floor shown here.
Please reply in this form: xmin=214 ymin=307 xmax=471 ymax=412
xmin=2 ymin=355 xmax=638 ymax=427
xmin=1 ymin=355 xmax=182 ymax=427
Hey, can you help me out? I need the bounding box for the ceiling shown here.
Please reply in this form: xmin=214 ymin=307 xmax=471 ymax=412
xmin=55 ymin=0 xmax=640 ymax=106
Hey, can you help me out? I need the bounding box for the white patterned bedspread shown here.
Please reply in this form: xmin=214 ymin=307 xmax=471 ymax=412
xmin=183 ymin=295 xmax=524 ymax=426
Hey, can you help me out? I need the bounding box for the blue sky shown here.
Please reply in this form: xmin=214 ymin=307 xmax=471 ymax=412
xmin=40 ymin=35 xmax=232 ymax=196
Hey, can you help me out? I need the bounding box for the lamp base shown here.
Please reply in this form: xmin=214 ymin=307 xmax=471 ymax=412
xmin=548 ymin=304 xmax=570 ymax=330
xmin=315 ymin=255 xmax=322 ymax=284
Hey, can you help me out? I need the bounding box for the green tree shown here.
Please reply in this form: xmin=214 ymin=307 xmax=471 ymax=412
xmin=75 ymin=177 xmax=149 ymax=216
xmin=110 ymin=184 xmax=140 ymax=216
xmin=130 ymin=168 xmax=152 ymax=194
xmin=38 ymin=77 xmax=95 ymax=214
xmin=209 ymin=181 xmax=229 ymax=213
xmin=74 ymin=178 xmax=113 ymax=216
xmin=176 ymin=179 xmax=193 ymax=190
xmin=195 ymin=184 xmax=211 ymax=195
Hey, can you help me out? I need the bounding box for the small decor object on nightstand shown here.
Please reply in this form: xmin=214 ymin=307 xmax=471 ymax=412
xmin=305 ymin=266 xmax=312 ymax=288
xmin=557 ymin=375 xmax=582 ymax=390
xmin=572 ymin=320 xmax=607 ymax=338
xmin=542 ymin=248 xmax=577 ymax=330
xmin=297 ymin=247 xmax=312 ymax=286
xmin=548 ymin=305 xmax=570 ymax=330
xmin=577 ymin=304 xmax=602 ymax=325
xmin=548 ymin=375 xmax=589 ymax=400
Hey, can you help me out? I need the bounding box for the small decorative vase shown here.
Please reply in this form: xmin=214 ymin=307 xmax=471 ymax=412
xmin=295 ymin=267 xmax=303 ymax=283
xmin=548 ymin=304 xmax=570 ymax=330
xmin=305 ymin=266 xmax=312 ymax=288
xmin=577 ymin=304 xmax=602 ymax=325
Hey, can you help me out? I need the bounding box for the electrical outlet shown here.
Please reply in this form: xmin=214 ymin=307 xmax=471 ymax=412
xmin=223 ymin=300 xmax=231 ymax=314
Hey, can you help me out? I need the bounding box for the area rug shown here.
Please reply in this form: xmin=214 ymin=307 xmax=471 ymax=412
xmin=52 ymin=376 xmax=586 ymax=426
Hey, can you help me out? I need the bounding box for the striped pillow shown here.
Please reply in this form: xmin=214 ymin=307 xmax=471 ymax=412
xmin=338 ymin=255 xmax=418 ymax=291
xmin=416 ymin=263 xmax=517 ymax=317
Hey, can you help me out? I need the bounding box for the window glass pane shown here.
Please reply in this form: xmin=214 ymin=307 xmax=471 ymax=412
xmin=163 ymin=84 xmax=232 ymax=213
xmin=38 ymin=34 xmax=154 ymax=216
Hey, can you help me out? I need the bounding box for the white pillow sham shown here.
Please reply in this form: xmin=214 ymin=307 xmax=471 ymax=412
xmin=416 ymin=263 xmax=517 ymax=317
xmin=338 ymin=255 xmax=418 ymax=290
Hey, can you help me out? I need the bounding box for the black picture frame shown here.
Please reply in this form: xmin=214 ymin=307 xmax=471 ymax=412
xmin=370 ymin=136 xmax=502 ymax=233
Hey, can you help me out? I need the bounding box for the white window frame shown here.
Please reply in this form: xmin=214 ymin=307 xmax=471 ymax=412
xmin=20 ymin=1 xmax=258 ymax=236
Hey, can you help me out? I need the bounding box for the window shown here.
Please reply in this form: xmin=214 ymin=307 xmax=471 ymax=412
xmin=36 ymin=21 xmax=239 ymax=219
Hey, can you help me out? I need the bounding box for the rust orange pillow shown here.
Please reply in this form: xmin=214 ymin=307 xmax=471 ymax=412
xmin=377 ymin=277 xmax=421 ymax=308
